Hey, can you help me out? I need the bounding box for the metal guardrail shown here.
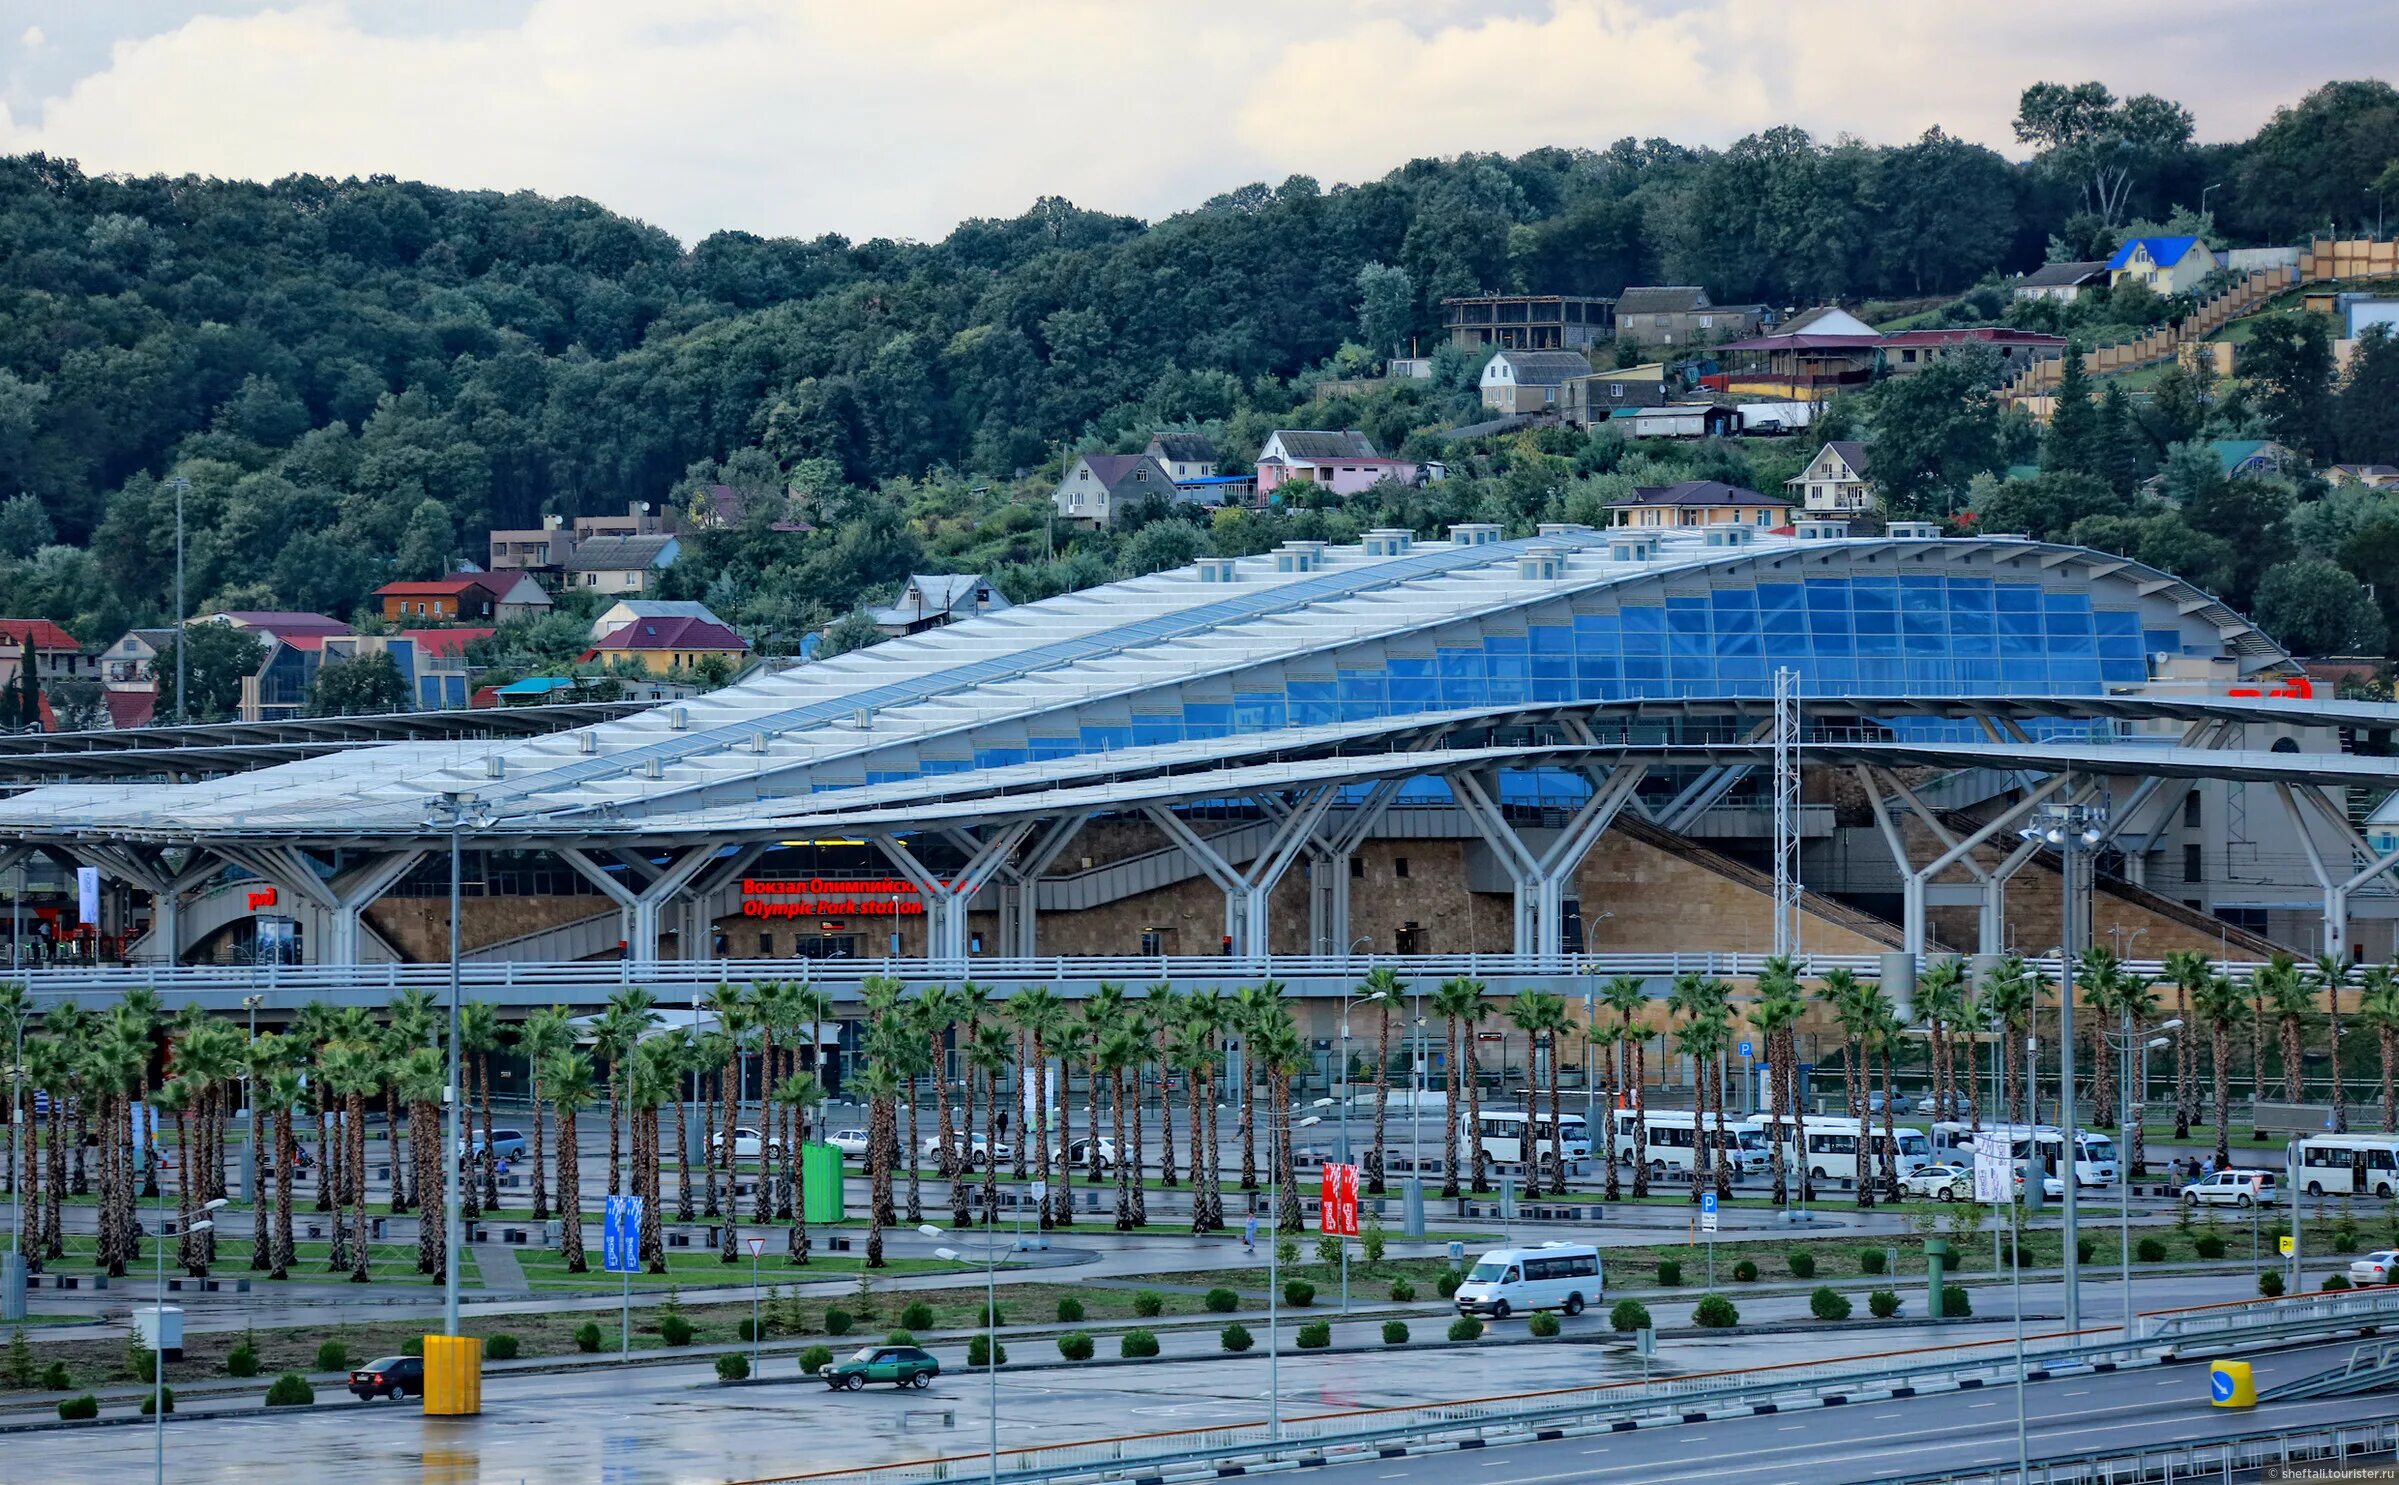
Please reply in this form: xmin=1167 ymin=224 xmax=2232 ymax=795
xmin=1890 ymin=1416 xmax=2399 ymax=1484
xmin=13 ymin=951 xmax=2260 ymax=1006
xmin=2259 ymin=1338 xmax=2399 ymax=1402
xmin=765 ymin=1291 xmax=2399 ymax=1485
xmin=2144 ymin=1286 xmax=2399 ymax=1345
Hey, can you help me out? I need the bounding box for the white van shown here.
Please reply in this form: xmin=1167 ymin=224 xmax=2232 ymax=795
xmin=1743 ymin=1115 xmax=1931 ymax=1185
xmin=2296 ymin=1135 xmax=2399 ymax=1198
xmin=1610 ymin=1108 xmax=1759 ymax=1177
xmin=1453 ymin=1243 xmax=1604 ymax=1320
xmin=1472 ymin=1109 xmax=1591 ymax=1174
xmin=1977 ymin=1124 xmax=2119 ymax=1189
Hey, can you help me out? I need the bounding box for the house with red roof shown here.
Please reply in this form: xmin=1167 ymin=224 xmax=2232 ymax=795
xmin=585 ymin=615 xmax=751 ymax=676
xmin=1879 ymin=326 xmax=2068 ymax=377
xmin=0 ymin=619 xmax=91 ymax=687
xmin=374 ymin=573 xmax=506 ymax=623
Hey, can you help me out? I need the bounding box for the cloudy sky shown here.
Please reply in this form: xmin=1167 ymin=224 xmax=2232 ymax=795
xmin=2 ymin=2 xmax=2391 ymax=244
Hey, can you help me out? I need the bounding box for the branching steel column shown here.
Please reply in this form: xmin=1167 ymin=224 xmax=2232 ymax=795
xmin=1771 ymin=666 xmax=1801 ymax=958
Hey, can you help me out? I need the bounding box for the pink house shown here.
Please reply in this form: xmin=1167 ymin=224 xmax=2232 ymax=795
xmin=1253 ymin=430 xmax=1421 ymax=497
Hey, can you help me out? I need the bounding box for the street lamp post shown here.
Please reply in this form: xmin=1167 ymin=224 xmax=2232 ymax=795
xmin=2108 ymin=1018 xmax=2177 ymax=1340
xmin=154 ymin=1196 xmax=225 ymax=1485
xmin=170 ymin=477 xmax=189 ymax=725
xmin=925 ymin=1222 xmax=1001 ymax=1483
xmin=433 ymin=791 xmax=492 ymax=1340
xmin=3 ymin=999 xmax=23 ymax=1323
xmin=2021 ymin=803 xmax=2107 ymax=1331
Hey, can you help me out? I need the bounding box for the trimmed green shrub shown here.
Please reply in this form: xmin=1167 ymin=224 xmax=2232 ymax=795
xmin=1437 ymin=1271 xmax=1462 ymax=1299
xmin=2076 ymin=1237 xmax=2095 ymax=1264
xmin=1056 ymin=1331 xmax=1095 ymax=1361
xmin=1693 ymin=1296 xmax=1739 ymax=1328
xmin=1656 ymin=1259 xmax=1683 ymax=1286
xmin=2260 ymin=1271 xmax=2287 ymax=1298
xmin=1296 ymin=1321 xmax=1331 ymax=1349
xmin=1787 ymin=1250 xmax=1816 ymax=1279
xmin=226 ymin=1344 xmax=261 ymax=1378
xmin=1205 ymin=1287 xmax=1240 ymax=1313
xmin=716 ymin=1354 xmax=750 ymax=1382
xmin=264 ymin=1373 xmax=315 ymax=1407
xmin=1119 ymin=1329 xmax=1160 ymax=1359
xmin=900 ymin=1301 xmax=935 ymax=1330
xmin=967 ymin=1335 xmax=1006 ymax=1367
xmin=1382 ymin=1320 xmax=1410 ymax=1345
xmin=1133 ymin=1290 xmax=1164 ymax=1318
xmin=1056 ymin=1296 xmax=1085 ymax=1323
xmin=1859 ymin=1249 xmax=1887 ymax=1275
xmin=2195 ymin=1234 xmax=2228 ymax=1259
xmin=56 ymin=1394 xmax=98 ymax=1421
xmin=1609 ymin=1299 xmax=1651 ymax=1333
xmin=737 ymin=1318 xmax=764 ymax=1343
xmin=1221 ymin=1323 xmax=1254 ymax=1353
xmin=824 ymin=1308 xmax=854 ymax=1336
xmin=800 ymin=1345 xmax=835 ymax=1374
xmin=2334 ymin=1230 xmax=2362 ymax=1255
xmin=575 ymin=1322 xmax=603 ymax=1353
xmin=126 ymin=1341 xmax=157 ymax=1383
xmin=1869 ymin=1289 xmax=1901 ymax=1319
xmin=1732 ymin=1259 xmax=1758 ymax=1282
xmin=484 ymin=1334 xmax=520 ymax=1361
xmin=1448 ymin=1316 xmax=1484 ymax=1342
xmin=1316 ymin=1234 xmax=1344 ymax=1268
xmin=1941 ymin=1286 xmax=1973 ymax=1317
xmin=1284 ymin=1279 xmax=1315 ymax=1308
xmin=2324 ymin=1274 xmax=2354 ymax=1291
xmin=39 ymin=1361 xmax=70 ymax=1391
xmin=1528 ymin=1311 xmax=1561 ymax=1337
xmin=1810 ymin=1287 xmax=1852 ymax=1321
xmin=2136 ymin=1238 xmax=2167 ymax=1263
xmin=313 ymin=1340 xmax=348 ymax=1373
xmin=978 ymin=1301 xmax=1007 ymax=1327
xmin=659 ymin=1314 xmax=695 ymax=1346
xmin=1361 ymin=1222 xmax=1387 ymax=1265
xmin=401 ymin=1336 xmax=424 ymax=1358
xmin=884 ymin=1330 xmax=916 ymax=1346
xmin=1389 ymin=1278 xmax=1416 ymax=1302
xmin=140 ymin=1386 xmax=174 ymax=1416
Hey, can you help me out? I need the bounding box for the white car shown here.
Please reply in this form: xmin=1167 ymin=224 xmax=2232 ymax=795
xmin=711 ymin=1127 xmax=784 ymax=1161
xmin=1900 ymin=1163 xmax=1974 ymax=1201
xmin=827 ymin=1128 xmax=872 ymax=1158
xmin=1060 ymin=1137 xmax=1118 ymax=1171
xmin=2351 ymin=1250 xmax=2399 ymax=1286
xmin=922 ymin=1135 xmax=1013 ymax=1169
xmin=2182 ymin=1170 xmax=2279 ymax=1208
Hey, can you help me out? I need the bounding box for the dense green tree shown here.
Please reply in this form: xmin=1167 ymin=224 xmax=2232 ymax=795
xmin=2012 ymin=81 xmax=2196 ymax=226
xmin=2042 ymin=344 xmax=2098 ymax=477
xmin=817 ymin=612 xmax=885 ymax=658
xmin=307 ymin=651 xmax=410 ymax=717
xmin=2253 ymin=558 xmax=2388 ymax=656
xmin=2339 ymin=518 xmax=2399 ymax=652
xmin=1355 ymin=263 xmax=1416 ymax=357
xmin=2336 ymin=325 xmax=2399 ymax=465
xmin=2242 ymin=313 xmax=2337 ymax=463
xmin=1862 ymin=350 xmax=2005 ymax=512
xmin=0 ymin=493 xmax=52 ymax=559
xmin=148 ymin=625 xmax=268 ymax=724
xmin=2227 ymin=81 xmax=2399 ymax=243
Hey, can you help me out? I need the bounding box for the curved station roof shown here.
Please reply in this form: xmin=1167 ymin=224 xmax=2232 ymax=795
xmin=0 ymin=522 xmax=2362 ymax=851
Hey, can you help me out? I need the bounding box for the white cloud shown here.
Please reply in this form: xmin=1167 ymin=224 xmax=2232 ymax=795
xmin=21 ymin=27 xmax=43 ymax=50
xmin=0 ymin=0 xmax=2388 ymax=243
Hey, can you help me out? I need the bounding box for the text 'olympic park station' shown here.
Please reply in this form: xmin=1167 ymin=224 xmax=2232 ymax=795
xmin=2 ymin=519 xmax=2396 ymax=1018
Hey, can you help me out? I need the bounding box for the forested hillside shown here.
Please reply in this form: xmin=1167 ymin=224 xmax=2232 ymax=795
xmin=1 ymin=78 xmax=2396 ymax=664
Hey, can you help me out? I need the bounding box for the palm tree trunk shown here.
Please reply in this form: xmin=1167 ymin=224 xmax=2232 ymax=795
xmin=981 ymin=1065 xmax=1000 ymax=1229
xmin=480 ymin=1053 xmax=500 ymax=1213
xmin=2173 ymin=981 xmax=2194 ymax=1139
xmin=1033 ymin=1033 xmax=1054 ymax=1232
xmin=1158 ymin=1054 xmax=1178 ymax=1188
xmin=1711 ymin=1056 xmax=1732 ymax=1202
xmin=1879 ymin=1051 xmax=1900 ymax=1202
xmin=1465 ymin=1028 xmax=1487 ymax=1195
xmin=752 ymin=1033 xmax=776 ymax=1224
xmin=1368 ymin=1003 xmax=1391 ymax=1194
xmin=272 ymin=1104 xmax=294 ymax=1280
xmin=866 ymin=1094 xmax=887 ymax=1269
xmin=559 ymin=1106 xmax=585 ymax=1273
xmin=1440 ymin=1016 xmax=1462 ymax=1200
xmin=1112 ymin=1066 xmax=1132 ymax=1231
xmin=790 ymin=1096 xmax=811 ymax=1265
xmin=1240 ymin=1046 xmax=1257 ymax=1192
xmin=2250 ymin=996 xmax=2269 ymax=1139
xmin=1604 ymin=1030 xmax=1623 ymax=1204
xmin=2281 ymin=1015 xmax=2303 ymax=1106
xmin=2381 ymin=1026 xmax=2396 ymax=1135
xmin=349 ymin=1093 xmax=371 ymax=1284
xmin=1129 ymin=1061 xmax=1147 ymax=1227
xmin=2212 ymin=1025 xmax=2232 ymax=1170
xmin=1188 ymin=1067 xmax=1211 ymax=1233
xmin=2329 ymin=990 xmax=2348 ymax=1134
xmin=1630 ymin=1039 xmax=1649 ymax=1200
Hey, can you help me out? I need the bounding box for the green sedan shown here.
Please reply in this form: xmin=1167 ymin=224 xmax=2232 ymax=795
xmin=826 ymin=1344 xmax=940 ymax=1390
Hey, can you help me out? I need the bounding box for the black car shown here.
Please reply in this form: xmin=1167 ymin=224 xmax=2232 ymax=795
xmin=349 ymin=1355 xmax=424 ymax=1401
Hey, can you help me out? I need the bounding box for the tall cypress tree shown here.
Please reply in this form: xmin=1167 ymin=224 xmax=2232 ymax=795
xmin=2042 ymin=343 xmax=2098 ymax=478
xmin=6 ymin=631 xmax=34 ymax=731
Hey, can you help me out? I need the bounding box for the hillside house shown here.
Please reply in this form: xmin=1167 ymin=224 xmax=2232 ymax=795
xmin=1440 ymin=294 xmax=1616 ymax=351
xmin=1144 ymin=433 xmax=1220 ymax=481
xmin=1607 ymin=480 xmax=1791 ymax=529
xmin=1614 ymin=287 xmax=1763 ymax=348
xmin=2013 ymin=261 xmax=2111 ymax=302
xmin=0 ymin=620 xmax=91 ymax=685
xmin=374 ymin=574 xmax=503 ymax=623
xmin=589 ymin=600 xmax=731 ymax=642
xmin=1480 ymin=349 xmax=1594 ymax=414
xmin=566 ymin=533 xmax=680 ymax=594
xmin=1054 ymin=453 xmax=1177 ymax=527
xmin=869 ymin=574 xmax=1012 ymax=636
xmin=487 ymin=515 xmax=578 ymax=578
xmin=1880 ymin=327 xmax=2069 ymax=376
xmin=1607 ymin=404 xmax=1740 ymax=440
xmin=2107 ymin=236 xmax=2217 ymax=296
xmin=1559 ymin=362 xmax=1670 ymax=426
xmin=1253 ymin=430 xmax=1419 ymax=496
xmin=1787 ymin=441 xmax=1875 ymax=516
xmin=586 ymin=616 xmax=751 ymax=676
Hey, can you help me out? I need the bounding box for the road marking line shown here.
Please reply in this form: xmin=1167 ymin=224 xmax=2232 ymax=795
xmin=1968 ymin=1401 xmax=1997 ymax=1409
xmin=1776 ymin=1425 xmax=1806 ymax=1431
xmin=1872 ymin=1412 xmax=1903 ymax=1419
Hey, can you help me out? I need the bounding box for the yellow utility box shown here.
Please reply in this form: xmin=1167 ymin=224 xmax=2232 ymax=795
xmin=2208 ymin=1359 xmax=2256 ymax=1408
xmin=422 ymin=1334 xmax=483 ymax=1416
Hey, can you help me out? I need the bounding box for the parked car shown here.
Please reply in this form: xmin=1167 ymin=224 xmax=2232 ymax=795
xmin=349 ymin=1355 xmax=425 ymax=1401
xmin=458 ymin=1129 xmax=528 ymax=1161
xmin=2181 ymin=1170 xmax=2279 ymax=1208
xmin=2350 ymin=1250 xmax=2399 ymax=1286
xmin=1901 ymin=1163 xmax=1974 ymax=1201
xmin=1060 ymin=1137 xmax=1118 ymax=1171
xmin=827 ymin=1129 xmax=872 ymax=1158
xmin=824 ymin=1344 xmax=940 ymax=1390
xmin=712 ymin=1127 xmax=785 ymax=1161
xmin=1914 ymin=1094 xmax=1975 ymax=1119
xmin=921 ymin=1135 xmax=1012 ymax=1168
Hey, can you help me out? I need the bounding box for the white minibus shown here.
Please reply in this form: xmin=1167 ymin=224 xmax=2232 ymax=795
xmin=2296 ymin=1135 xmax=2399 ymax=1198
xmin=1743 ymin=1114 xmax=1931 ymax=1185
xmin=1610 ymin=1108 xmax=1759 ymax=1177
xmin=1452 ymin=1242 xmax=1604 ymax=1319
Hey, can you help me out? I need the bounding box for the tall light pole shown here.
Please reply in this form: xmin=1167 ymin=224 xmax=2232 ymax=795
xmin=169 ymin=476 xmax=189 ymax=725
xmin=433 ymin=791 xmax=491 ymax=1339
xmin=2110 ymin=1019 xmax=2176 ymax=1339
xmin=2200 ymin=181 xmax=2222 ymax=227
xmin=155 ymin=1196 xmax=225 ymax=1485
xmin=3 ymin=997 xmax=24 ymax=1323
xmin=925 ymin=1222 xmax=1001 ymax=1485
xmin=2021 ymin=802 xmax=2106 ymax=1332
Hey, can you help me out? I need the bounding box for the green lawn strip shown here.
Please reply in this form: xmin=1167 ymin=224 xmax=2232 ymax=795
xmin=513 ymin=1249 xmax=963 ymax=1290
xmin=27 ymin=1240 xmax=481 ymax=1289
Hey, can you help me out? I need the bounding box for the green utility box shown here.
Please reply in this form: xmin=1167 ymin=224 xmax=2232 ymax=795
xmin=1925 ymin=1238 xmax=1952 ymax=1319
xmin=803 ymin=1143 xmax=845 ymax=1224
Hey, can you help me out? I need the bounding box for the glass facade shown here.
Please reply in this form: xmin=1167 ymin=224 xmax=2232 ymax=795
xmin=944 ymin=574 xmax=2160 ymax=774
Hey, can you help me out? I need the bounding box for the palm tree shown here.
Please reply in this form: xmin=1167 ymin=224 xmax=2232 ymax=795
xmin=1512 ymin=989 xmax=1574 ymax=1196
xmin=1256 ymin=1010 xmax=1307 ymax=1232
xmin=1749 ymin=961 xmax=1806 ymax=1208
xmin=2247 ymin=964 xmax=2273 ymax=1139
xmin=1358 ymin=967 xmax=1404 ymax=1193
xmin=1123 ymin=993 xmax=1155 ymax=1228
xmin=260 ymin=1060 xmax=304 ymax=1280
xmin=1595 ymin=973 xmax=1645 ymax=1201
xmin=915 ymin=985 xmax=962 ymax=1199
xmin=595 ymin=987 xmax=659 ymax=1200
xmin=1099 ymin=1021 xmax=1141 ymax=1230
xmin=1450 ymin=980 xmax=1492 ymax=1194
xmin=2314 ymin=955 xmax=2353 ymax=1133
xmin=1229 ymin=983 xmax=1285 ymax=1195
xmin=952 ymin=981 xmax=990 ymax=1229
xmin=2359 ymin=964 xmax=2399 ymax=1135
xmin=2079 ymin=948 xmax=2125 ymax=1127
xmin=2261 ymin=954 xmax=2312 ymax=1108
xmin=855 ymin=1060 xmax=901 ymax=1268
xmin=1817 ymin=968 xmax=1873 ymax=1207
xmin=1148 ymin=985 xmax=1180 ymax=1190
xmin=1173 ymin=997 xmax=1222 ymax=1232
xmin=2115 ymin=975 xmax=2162 ymax=1175
xmin=774 ymin=1070 xmax=824 ymax=1263
xmin=699 ymin=982 xmax=751 ymax=1224
xmin=544 ymin=1050 xmax=597 ymax=1274
xmin=2192 ymin=973 xmax=2247 ymax=1170
xmin=1005 ymin=987 xmax=1064 ymax=1229
xmin=1866 ymin=999 xmax=1905 ymax=1202
xmin=968 ymin=1022 xmax=1010 ymax=1227
xmin=154 ymin=1077 xmax=201 ymax=1276
xmin=1665 ymin=973 xmax=1724 ymax=1201
xmin=458 ymin=1000 xmax=503 ymax=1216
xmin=518 ymin=1006 xmax=572 ymax=1224
xmin=392 ymin=1046 xmax=446 ymax=1276
xmin=747 ymin=980 xmax=791 ymax=1223
xmin=1915 ymin=956 xmax=1966 ymax=1120
xmin=1979 ymin=957 xmax=2035 ymax=1123
xmin=382 ymin=988 xmax=435 ymax=1213
xmin=628 ymin=1038 xmax=676 ymax=1272
xmin=318 ymin=1039 xmax=383 ymax=1284
xmin=2161 ymin=950 xmax=2212 ymax=1140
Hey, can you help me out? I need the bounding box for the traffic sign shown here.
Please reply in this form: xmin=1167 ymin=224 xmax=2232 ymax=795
xmin=2279 ymin=1235 xmax=2296 ymax=1257
xmin=1738 ymin=1041 xmax=1753 ymax=1059
xmin=1029 ymin=1180 xmax=1047 ymax=1202
xmin=746 ymin=1236 xmax=766 ymax=1258
xmin=602 ymin=1194 xmax=644 ymax=1274
xmin=1319 ymin=1163 xmax=1360 ymax=1237
xmin=1700 ymin=1191 xmax=1719 ymax=1233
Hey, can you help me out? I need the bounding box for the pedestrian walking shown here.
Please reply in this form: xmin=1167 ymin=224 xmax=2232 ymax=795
xmin=1243 ymin=1213 xmax=1259 ymax=1257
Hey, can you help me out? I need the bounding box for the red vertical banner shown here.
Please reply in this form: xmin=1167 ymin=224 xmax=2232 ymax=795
xmin=1319 ymin=1164 xmax=1338 ymax=1233
xmin=1339 ymin=1163 xmax=1361 ymax=1236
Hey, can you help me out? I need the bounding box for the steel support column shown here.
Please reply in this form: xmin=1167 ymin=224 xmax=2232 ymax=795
xmin=1144 ymin=790 xmax=1337 ymax=957
xmin=1447 ymin=766 xmax=1645 ymax=958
